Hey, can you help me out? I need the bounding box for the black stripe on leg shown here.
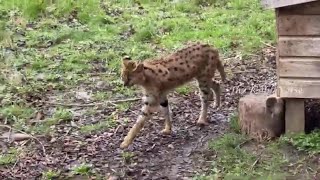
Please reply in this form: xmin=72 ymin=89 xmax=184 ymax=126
xmin=160 ymin=100 xmax=168 ymax=107
xmin=201 ymin=90 xmax=209 ymax=95
xmin=140 ymin=111 xmax=149 ymax=116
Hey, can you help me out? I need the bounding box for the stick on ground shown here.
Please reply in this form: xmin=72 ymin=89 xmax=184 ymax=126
xmin=45 ymin=98 xmax=141 ymax=107
xmin=0 ymin=125 xmax=46 ymax=156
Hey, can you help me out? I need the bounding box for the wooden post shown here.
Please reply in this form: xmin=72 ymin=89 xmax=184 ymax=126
xmin=285 ymin=98 xmax=305 ymax=133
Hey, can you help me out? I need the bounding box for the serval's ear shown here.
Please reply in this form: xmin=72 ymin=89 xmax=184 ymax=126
xmin=133 ymin=62 xmax=144 ymax=72
xmin=122 ymin=56 xmax=136 ymax=69
xmin=123 ymin=56 xmax=132 ymax=61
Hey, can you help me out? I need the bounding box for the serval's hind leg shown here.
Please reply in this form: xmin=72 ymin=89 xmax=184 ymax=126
xmin=210 ymin=80 xmax=221 ymax=109
xmin=196 ymin=78 xmax=211 ymax=126
xmin=158 ymin=95 xmax=172 ymax=135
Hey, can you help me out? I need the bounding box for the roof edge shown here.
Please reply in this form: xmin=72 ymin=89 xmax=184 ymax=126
xmin=261 ymin=0 xmax=318 ymax=9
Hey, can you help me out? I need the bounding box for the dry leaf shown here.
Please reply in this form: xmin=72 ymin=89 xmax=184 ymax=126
xmin=35 ymin=111 xmax=44 ymax=120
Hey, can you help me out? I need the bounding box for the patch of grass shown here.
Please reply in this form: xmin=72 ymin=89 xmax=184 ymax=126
xmin=0 ymin=148 xmax=19 ymax=165
xmin=0 ymin=105 xmax=35 ymax=123
xmin=52 ymin=108 xmax=73 ymax=122
xmin=71 ymin=163 xmax=93 ymax=176
xmin=80 ymin=116 xmax=117 ymax=134
xmin=121 ymin=151 xmax=135 ymax=163
xmin=175 ymin=85 xmax=193 ymax=95
xmin=42 ymin=169 xmax=60 ymax=180
xmin=198 ymin=133 xmax=288 ymax=179
xmin=280 ymin=129 xmax=320 ymax=154
xmin=229 ymin=112 xmax=241 ymax=134
xmin=114 ymin=102 xmax=132 ymax=112
xmin=93 ymin=92 xmax=111 ymax=101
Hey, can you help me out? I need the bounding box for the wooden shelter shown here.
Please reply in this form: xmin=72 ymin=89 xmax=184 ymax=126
xmin=261 ymin=0 xmax=320 ymax=133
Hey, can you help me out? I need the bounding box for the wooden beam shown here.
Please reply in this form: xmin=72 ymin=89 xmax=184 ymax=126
xmin=279 ymin=78 xmax=320 ymax=98
xmin=278 ymin=37 xmax=320 ymax=57
xmin=261 ymin=0 xmax=317 ymax=9
xmin=278 ymin=15 xmax=320 ymax=36
xmin=279 ymin=0 xmax=320 ymax=15
xmin=285 ymin=98 xmax=305 ymax=133
xmin=278 ymin=57 xmax=320 ymax=78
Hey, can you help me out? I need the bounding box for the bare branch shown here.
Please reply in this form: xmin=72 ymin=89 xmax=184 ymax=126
xmin=45 ymin=98 xmax=141 ymax=107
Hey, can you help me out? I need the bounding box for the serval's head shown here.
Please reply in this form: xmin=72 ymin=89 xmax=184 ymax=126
xmin=121 ymin=56 xmax=145 ymax=87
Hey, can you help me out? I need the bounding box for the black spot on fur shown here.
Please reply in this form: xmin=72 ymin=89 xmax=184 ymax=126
xmin=160 ymin=100 xmax=168 ymax=107
xmin=141 ymin=111 xmax=149 ymax=116
xmin=174 ymin=67 xmax=178 ymax=71
xmin=158 ymin=69 xmax=163 ymax=73
xmin=202 ymin=90 xmax=208 ymax=95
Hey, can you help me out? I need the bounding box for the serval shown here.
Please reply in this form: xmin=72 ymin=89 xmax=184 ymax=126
xmin=120 ymin=42 xmax=226 ymax=148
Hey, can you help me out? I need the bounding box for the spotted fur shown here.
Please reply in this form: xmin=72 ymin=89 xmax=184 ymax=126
xmin=120 ymin=42 xmax=226 ymax=148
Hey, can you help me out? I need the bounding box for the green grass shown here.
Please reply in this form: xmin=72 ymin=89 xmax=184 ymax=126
xmin=0 ymin=148 xmax=20 ymax=165
xmin=80 ymin=116 xmax=117 ymax=134
xmin=42 ymin=169 xmax=61 ymax=180
xmin=280 ymin=129 xmax=320 ymax=154
xmin=194 ymin=133 xmax=287 ymax=179
xmin=195 ymin=114 xmax=320 ymax=179
xmin=71 ymin=163 xmax=93 ymax=176
xmin=0 ymin=0 xmax=276 ymax=101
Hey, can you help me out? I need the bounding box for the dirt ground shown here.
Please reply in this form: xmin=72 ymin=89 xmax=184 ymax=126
xmin=0 ymin=46 xmax=287 ymax=179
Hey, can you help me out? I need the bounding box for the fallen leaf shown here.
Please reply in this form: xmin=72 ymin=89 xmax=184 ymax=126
xmin=35 ymin=111 xmax=44 ymax=120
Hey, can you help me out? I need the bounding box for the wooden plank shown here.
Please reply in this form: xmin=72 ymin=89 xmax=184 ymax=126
xmin=278 ymin=15 xmax=320 ymax=35
xmin=285 ymin=98 xmax=305 ymax=133
xmin=261 ymin=0 xmax=317 ymax=9
xmin=278 ymin=37 xmax=320 ymax=57
xmin=279 ymin=1 xmax=320 ymax=14
xmin=278 ymin=78 xmax=320 ymax=98
xmin=278 ymin=57 xmax=320 ymax=78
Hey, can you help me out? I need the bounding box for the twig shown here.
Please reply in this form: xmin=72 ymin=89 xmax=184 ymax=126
xmin=11 ymin=159 xmax=19 ymax=170
xmin=261 ymin=41 xmax=276 ymax=49
xmin=250 ymin=152 xmax=262 ymax=170
xmin=45 ymin=98 xmax=141 ymax=107
xmin=0 ymin=125 xmax=46 ymax=156
xmin=236 ymin=138 xmax=253 ymax=149
xmin=113 ymin=125 xmax=121 ymax=136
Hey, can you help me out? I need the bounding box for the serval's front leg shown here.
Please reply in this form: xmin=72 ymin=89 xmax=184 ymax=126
xmin=159 ymin=95 xmax=172 ymax=135
xmin=120 ymin=95 xmax=157 ymax=149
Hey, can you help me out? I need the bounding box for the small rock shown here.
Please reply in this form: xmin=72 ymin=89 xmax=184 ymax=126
xmin=108 ymin=176 xmax=119 ymax=180
xmin=116 ymin=125 xmax=124 ymax=133
xmin=96 ymin=81 xmax=108 ymax=89
xmin=75 ymin=90 xmax=92 ymax=101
